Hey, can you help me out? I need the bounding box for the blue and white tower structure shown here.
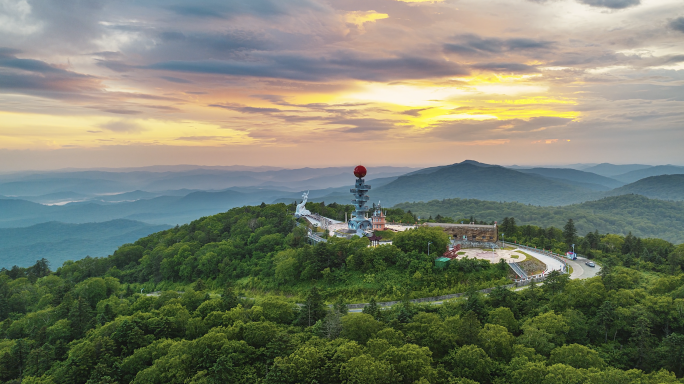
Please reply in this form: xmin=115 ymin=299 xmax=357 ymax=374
xmin=349 ymin=165 xmax=373 ymax=237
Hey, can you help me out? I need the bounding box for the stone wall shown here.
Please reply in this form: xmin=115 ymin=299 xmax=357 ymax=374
xmin=424 ymin=223 xmax=498 ymax=242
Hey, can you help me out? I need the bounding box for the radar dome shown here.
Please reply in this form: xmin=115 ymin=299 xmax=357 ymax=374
xmin=354 ymin=165 xmax=367 ymax=178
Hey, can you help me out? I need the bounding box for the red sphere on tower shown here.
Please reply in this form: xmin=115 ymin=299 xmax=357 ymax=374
xmin=353 ymin=165 xmax=367 ymax=178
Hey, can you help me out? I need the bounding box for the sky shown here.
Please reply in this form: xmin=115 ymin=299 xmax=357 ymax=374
xmin=0 ymin=0 xmax=683 ymax=171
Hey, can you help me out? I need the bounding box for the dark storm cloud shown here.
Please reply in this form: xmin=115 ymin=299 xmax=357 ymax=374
xmin=444 ymin=34 xmax=554 ymax=57
xmin=670 ymin=17 xmax=684 ymax=33
xmin=147 ymin=54 xmax=468 ymax=82
xmin=577 ymin=0 xmax=640 ymax=9
xmin=471 ymin=62 xmax=539 ymax=73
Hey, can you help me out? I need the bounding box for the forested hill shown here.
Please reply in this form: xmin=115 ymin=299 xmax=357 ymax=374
xmin=605 ymin=175 xmax=684 ymax=201
xmin=1 ymin=202 xmax=684 ymax=383
xmin=373 ymin=162 xmax=599 ymax=206
xmin=395 ymin=194 xmax=684 ymax=244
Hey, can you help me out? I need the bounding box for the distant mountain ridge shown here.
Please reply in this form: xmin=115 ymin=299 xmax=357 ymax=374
xmin=582 ymin=163 xmax=652 ymax=177
xmin=612 ymin=165 xmax=684 ymax=183
xmin=606 ymin=175 xmax=684 ymax=201
xmin=515 ymin=167 xmax=624 ymax=190
xmin=371 ymin=161 xmax=600 ymax=206
xmin=0 ymin=166 xmax=416 ymax=197
xmin=0 ymin=219 xmax=171 ymax=268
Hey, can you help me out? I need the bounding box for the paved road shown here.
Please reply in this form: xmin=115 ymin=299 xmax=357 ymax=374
xmin=517 ymin=248 xmax=565 ymax=274
xmin=567 ymin=256 xmax=601 ymax=279
xmin=348 ymin=247 xmax=601 ymax=313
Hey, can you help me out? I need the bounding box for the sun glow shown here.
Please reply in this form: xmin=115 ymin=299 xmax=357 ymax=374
xmin=0 ymin=112 xmax=253 ymax=149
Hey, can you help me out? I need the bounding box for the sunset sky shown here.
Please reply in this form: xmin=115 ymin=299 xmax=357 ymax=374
xmin=1 ymin=0 xmax=683 ymax=171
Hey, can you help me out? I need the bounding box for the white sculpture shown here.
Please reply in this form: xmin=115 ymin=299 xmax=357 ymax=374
xmin=294 ymin=191 xmax=311 ymax=218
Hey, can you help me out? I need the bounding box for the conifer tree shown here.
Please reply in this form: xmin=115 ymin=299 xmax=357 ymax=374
xmin=221 ymin=286 xmax=239 ymax=311
xmin=563 ymin=219 xmax=577 ymax=250
xmin=362 ymin=297 xmax=380 ymax=320
xmin=297 ymin=286 xmax=327 ymax=327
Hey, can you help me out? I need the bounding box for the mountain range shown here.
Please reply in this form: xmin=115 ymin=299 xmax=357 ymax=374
xmin=2 ymin=160 xmax=684 ymax=268
xmin=395 ymin=194 xmax=684 ymax=244
xmin=0 ymin=220 xmax=170 ymax=269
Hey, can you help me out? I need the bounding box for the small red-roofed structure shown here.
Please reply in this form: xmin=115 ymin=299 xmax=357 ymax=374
xmin=442 ymin=244 xmax=462 ymax=259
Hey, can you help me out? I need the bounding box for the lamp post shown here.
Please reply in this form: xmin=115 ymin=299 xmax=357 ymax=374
xmin=428 ymin=241 xmax=432 ymax=256
xmin=501 ymin=233 xmax=504 ymax=248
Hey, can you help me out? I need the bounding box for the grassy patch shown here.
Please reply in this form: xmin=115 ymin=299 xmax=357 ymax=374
xmin=374 ymin=230 xmax=396 ymax=240
xmin=457 ymin=251 xmax=466 ymax=255
xmin=510 ymin=255 xmax=519 ymax=259
xmin=518 ymin=255 xmax=546 ymax=276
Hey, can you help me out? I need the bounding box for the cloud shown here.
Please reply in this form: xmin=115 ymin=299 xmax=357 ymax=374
xmin=100 ymin=120 xmax=144 ymax=133
xmin=327 ymin=118 xmax=398 ymax=134
xmin=0 ymin=48 xmax=21 ymax=59
xmin=147 ymin=54 xmax=468 ymax=82
xmin=577 ymin=0 xmax=640 ymax=9
xmin=96 ymin=60 xmax=136 ymax=73
xmin=428 ymin=116 xmax=574 ymax=141
xmin=402 ymin=107 xmax=433 ymax=116
xmin=585 ymin=84 xmax=684 ymax=101
xmin=0 ymin=49 xmax=100 ymax=98
xmin=395 ymin=0 xmax=445 ymax=3
xmin=22 ymin=0 xmax=108 ymax=49
xmin=160 ymin=76 xmax=192 ymax=83
xmin=444 ymin=34 xmax=554 ymax=57
xmin=670 ymin=17 xmax=684 ymax=33
xmin=102 ymin=108 xmax=142 ymax=115
xmin=344 ymin=11 xmax=389 ymax=28
xmin=157 ymin=0 xmax=327 ymax=19
xmin=209 ymin=103 xmax=285 ymax=114
xmin=471 ymin=62 xmax=539 ymax=73
xmin=175 ymin=135 xmax=225 ymax=141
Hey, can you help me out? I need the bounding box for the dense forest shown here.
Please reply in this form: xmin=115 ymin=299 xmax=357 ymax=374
xmin=1 ymin=203 xmax=684 ymax=383
xmin=395 ymin=194 xmax=684 ymax=244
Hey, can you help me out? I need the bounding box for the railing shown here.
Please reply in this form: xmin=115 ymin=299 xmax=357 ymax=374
xmin=504 ymin=241 xmax=573 ymax=265
xmin=502 ymin=241 xmax=570 ymax=281
xmin=296 ymin=221 xmax=327 ymax=244
xmin=509 ymin=262 xmax=527 ymax=279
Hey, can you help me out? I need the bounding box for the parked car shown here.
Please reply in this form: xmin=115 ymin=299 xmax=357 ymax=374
xmin=585 ymin=261 xmax=595 ymax=267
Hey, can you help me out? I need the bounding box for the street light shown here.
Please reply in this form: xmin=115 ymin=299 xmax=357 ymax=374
xmin=428 ymin=241 xmax=433 ymax=256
